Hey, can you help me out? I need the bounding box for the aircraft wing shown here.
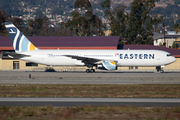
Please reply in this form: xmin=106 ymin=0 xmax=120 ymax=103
xmin=7 ymin=52 xmax=31 ymax=59
xmin=63 ymin=55 xmax=117 ymax=65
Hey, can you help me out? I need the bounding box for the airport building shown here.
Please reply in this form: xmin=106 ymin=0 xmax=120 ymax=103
xmin=153 ymin=32 xmax=180 ymax=48
xmin=0 ymin=36 xmax=180 ymax=71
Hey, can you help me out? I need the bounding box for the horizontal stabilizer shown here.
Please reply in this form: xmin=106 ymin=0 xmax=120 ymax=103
xmin=7 ymin=52 xmax=31 ymax=59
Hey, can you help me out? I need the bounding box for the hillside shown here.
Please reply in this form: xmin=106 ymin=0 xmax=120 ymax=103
xmin=0 ymin=0 xmax=180 ymax=30
xmin=0 ymin=0 xmax=176 ymax=16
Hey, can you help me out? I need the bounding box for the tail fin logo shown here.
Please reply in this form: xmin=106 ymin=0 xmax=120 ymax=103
xmin=9 ymin=29 xmax=16 ymax=34
xmin=5 ymin=22 xmax=38 ymax=52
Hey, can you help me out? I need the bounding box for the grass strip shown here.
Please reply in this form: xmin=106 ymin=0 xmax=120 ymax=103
xmin=0 ymin=84 xmax=180 ymax=98
xmin=0 ymin=105 xmax=180 ymax=120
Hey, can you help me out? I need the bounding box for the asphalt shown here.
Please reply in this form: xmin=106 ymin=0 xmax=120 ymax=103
xmin=0 ymin=98 xmax=180 ymax=107
xmin=0 ymin=71 xmax=179 ymax=107
xmin=0 ymin=71 xmax=180 ymax=84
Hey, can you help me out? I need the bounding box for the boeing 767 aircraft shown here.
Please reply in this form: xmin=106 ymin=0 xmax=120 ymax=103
xmin=5 ymin=22 xmax=176 ymax=73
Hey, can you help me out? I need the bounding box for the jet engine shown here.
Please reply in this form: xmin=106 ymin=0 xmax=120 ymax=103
xmin=96 ymin=62 xmax=117 ymax=70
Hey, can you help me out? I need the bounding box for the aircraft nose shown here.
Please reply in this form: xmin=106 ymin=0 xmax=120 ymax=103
xmin=172 ymin=56 xmax=176 ymax=62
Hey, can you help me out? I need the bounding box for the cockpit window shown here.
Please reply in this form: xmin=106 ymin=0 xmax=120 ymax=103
xmin=167 ymin=54 xmax=172 ymax=57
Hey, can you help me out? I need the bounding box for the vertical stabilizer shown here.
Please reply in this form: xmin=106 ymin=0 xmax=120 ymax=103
xmin=5 ymin=22 xmax=38 ymax=52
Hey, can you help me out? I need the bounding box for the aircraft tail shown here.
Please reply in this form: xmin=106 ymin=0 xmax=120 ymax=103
xmin=5 ymin=22 xmax=38 ymax=52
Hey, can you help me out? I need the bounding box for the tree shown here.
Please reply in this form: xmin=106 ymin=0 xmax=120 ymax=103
xmin=159 ymin=42 xmax=163 ymax=47
xmin=126 ymin=0 xmax=162 ymax=44
xmin=62 ymin=0 xmax=105 ymax=36
xmin=34 ymin=9 xmax=43 ymax=18
xmin=41 ymin=16 xmax=49 ymax=36
xmin=173 ymin=23 xmax=180 ymax=48
xmin=101 ymin=0 xmax=161 ymax=44
xmin=173 ymin=23 xmax=180 ymax=34
xmin=0 ymin=10 xmax=23 ymax=36
xmin=175 ymin=0 xmax=180 ymax=4
xmin=10 ymin=17 xmax=23 ymax=31
xmin=24 ymin=16 xmax=50 ymax=36
xmin=52 ymin=7 xmax=63 ymax=16
xmin=101 ymin=1 xmax=128 ymax=34
xmin=0 ymin=10 xmax=9 ymax=36
xmin=101 ymin=0 xmax=129 ymax=44
xmin=51 ymin=28 xmax=73 ymax=36
xmin=171 ymin=41 xmax=176 ymax=49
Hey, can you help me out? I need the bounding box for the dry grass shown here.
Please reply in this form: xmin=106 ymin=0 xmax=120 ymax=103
xmin=0 ymin=105 xmax=180 ymax=120
xmin=0 ymin=84 xmax=180 ymax=98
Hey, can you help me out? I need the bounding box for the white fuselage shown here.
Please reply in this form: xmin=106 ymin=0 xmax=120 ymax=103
xmin=19 ymin=49 xmax=176 ymax=67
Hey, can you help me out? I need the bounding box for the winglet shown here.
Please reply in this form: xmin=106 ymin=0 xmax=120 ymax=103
xmin=5 ymin=22 xmax=38 ymax=52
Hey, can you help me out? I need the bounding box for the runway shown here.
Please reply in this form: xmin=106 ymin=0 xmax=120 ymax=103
xmin=0 ymin=97 xmax=180 ymax=107
xmin=0 ymin=71 xmax=179 ymax=107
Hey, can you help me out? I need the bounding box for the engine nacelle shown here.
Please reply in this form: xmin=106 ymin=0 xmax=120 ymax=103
xmin=96 ymin=62 xmax=117 ymax=70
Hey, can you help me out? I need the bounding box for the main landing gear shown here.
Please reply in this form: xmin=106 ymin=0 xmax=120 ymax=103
xmin=86 ymin=65 xmax=95 ymax=73
xmin=86 ymin=69 xmax=95 ymax=73
xmin=155 ymin=66 xmax=164 ymax=73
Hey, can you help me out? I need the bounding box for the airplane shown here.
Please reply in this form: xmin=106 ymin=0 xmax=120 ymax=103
xmin=5 ymin=22 xmax=176 ymax=73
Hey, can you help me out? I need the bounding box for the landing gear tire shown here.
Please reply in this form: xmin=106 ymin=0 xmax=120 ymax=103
xmin=86 ymin=69 xmax=90 ymax=73
xmin=86 ymin=69 xmax=95 ymax=73
xmin=155 ymin=66 xmax=164 ymax=73
xmin=161 ymin=70 xmax=164 ymax=73
xmin=91 ymin=69 xmax=95 ymax=73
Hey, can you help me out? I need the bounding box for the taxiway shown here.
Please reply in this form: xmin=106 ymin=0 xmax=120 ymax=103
xmin=0 ymin=97 xmax=180 ymax=107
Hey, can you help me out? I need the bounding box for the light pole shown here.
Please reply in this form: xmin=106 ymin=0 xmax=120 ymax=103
xmin=163 ymin=23 xmax=166 ymax=47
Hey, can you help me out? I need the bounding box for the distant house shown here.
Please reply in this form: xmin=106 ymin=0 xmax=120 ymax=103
xmin=153 ymin=32 xmax=180 ymax=48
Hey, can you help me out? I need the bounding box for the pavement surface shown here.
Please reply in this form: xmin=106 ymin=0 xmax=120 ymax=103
xmin=0 ymin=71 xmax=180 ymax=107
xmin=0 ymin=71 xmax=180 ymax=84
xmin=0 ymin=97 xmax=180 ymax=107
